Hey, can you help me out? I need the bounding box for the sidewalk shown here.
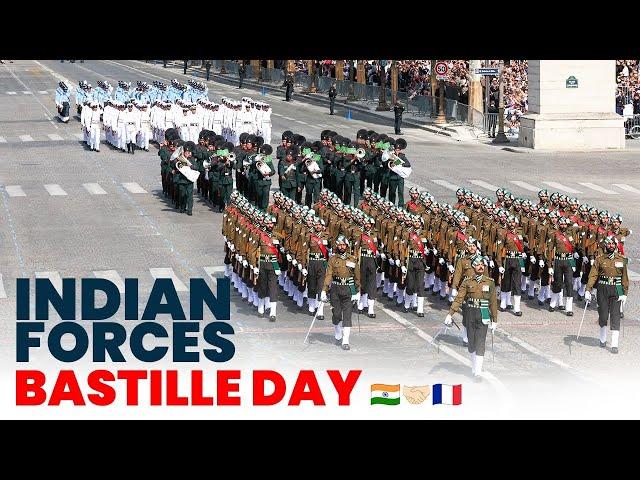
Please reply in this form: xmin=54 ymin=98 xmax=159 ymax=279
xmin=155 ymin=61 xmax=483 ymax=142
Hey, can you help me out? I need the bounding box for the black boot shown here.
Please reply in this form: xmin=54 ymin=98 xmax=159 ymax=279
xmin=126 ymin=143 xmax=130 ymax=153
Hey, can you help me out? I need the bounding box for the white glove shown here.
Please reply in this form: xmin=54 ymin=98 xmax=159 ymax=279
xmin=401 ymin=266 xmax=407 ymax=275
xmin=432 ymin=248 xmax=438 ymax=256
xmin=489 ymin=260 xmax=495 ymax=268
xmin=242 ymin=260 xmax=248 ymax=267
xmin=571 ymin=267 xmax=576 ymax=272
xmin=286 ymin=254 xmax=292 ymax=262
xmin=253 ymin=267 xmax=259 ymax=275
xmin=237 ymin=255 xmax=243 ymax=262
xmin=351 ymin=292 xmax=360 ymax=303
xmin=379 ymin=242 xmax=385 ymax=249
xmin=223 ymin=235 xmax=227 ymax=242
xmin=302 ymin=268 xmax=308 ymax=276
xmin=280 ymin=246 xmax=285 ymax=253
xmin=590 ymin=259 xmax=594 ymax=266
xmin=320 ymin=291 xmax=328 ymax=302
xmin=297 ymin=263 xmax=302 ymax=270
xmin=499 ymin=267 xmax=505 ymax=274
xmin=521 ymin=252 xmax=527 ymax=258
xmin=582 ymin=256 xmax=588 ymax=264
xmin=448 ymin=264 xmax=455 ymax=274
xmin=530 ymin=255 xmax=536 ymax=264
xmin=444 ymin=314 xmax=452 ymax=326
xmin=584 ymin=291 xmax=592 ymax=302
xmin=380 ymin=253 xmax=387 ymax=261
xmin=395 ymin=259 xmax=401 ymax=266
xmin=490 ymin=322 xmax=497 ymax=332
xmin=292 ymin=259 xmax=298 ymax=266
xmin=573 ymin=252 xmax=580 ymax=259
xmin=451 ymin=288 xmax=458 ymax=298
xmin=439 ymin=258 xmax=445 ymax=265
xmin=619 ymin=295 xmax=627 ymax=305
xmin=538 ymin=259 xmax=544 ymax=268
xmin=230 ymin=244 xmax=235 ymax=252
xmin=548 ymin=268 xmax=554 ymax=276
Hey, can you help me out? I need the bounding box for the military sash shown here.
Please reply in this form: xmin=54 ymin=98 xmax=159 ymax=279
xmin=310 ymin=234 xmax=329 ymax=259
xmin=409 ymin=232 xmax=426 ymax=256
xmin=361 ymin=233 xmax=379 ymax=256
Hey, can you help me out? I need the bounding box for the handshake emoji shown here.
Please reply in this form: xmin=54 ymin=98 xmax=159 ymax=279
xmin=403 ymin=385 xmax=430 ymax=404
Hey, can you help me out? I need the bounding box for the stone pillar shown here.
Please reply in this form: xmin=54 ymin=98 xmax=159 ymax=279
xmin=267 ymin=60 xmax=274 ymax=69
xmin=307 ymin=60 xmax=317 ymax=93
xmin=430 ymin=60 xmax=438 ymax=117
xmin=391 ymin=61 xmax=398 ymax=105
xmin=286 ymin=60 xmax=296 ymax=75
xmin=468 ymin=60 xmax=483 ymax=123
xmin=357 ymin=60 xmax=365 ymax=84
xmin=336 ymin=60 xmax=344 ymax=80
xmin=251 ymin=60 xmax=260 ymax=80
xmin=519 ymin=60 xmax=624 ymax=150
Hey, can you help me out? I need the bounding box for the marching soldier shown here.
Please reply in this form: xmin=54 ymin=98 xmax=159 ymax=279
xmin=279 ymin=145 xmax=299 ymax=200
xmin=342 ymin=142 xmax=362 ymax=207
xmin=496 ymin=215 xmax=527 ymax=316
xmin=320 ymin=235 xmax=361 ymax=350
xmin=403 ymin=215 xmax=429 ymax=317
xmin=387 ymin=139 xmax=410 ymax=206
xmin=445 ymin=255 xmax=498 ymax=380
xmin=451 ymin=237 xmax=481 ymax=346
xmin=253 ymin=144 xmax=276 ymax=209
xmin=357 ymin=215 xmax=380 ymax=318
xmin=547 ymin=216 xmax=578 ymax=315
xmin=584 ymin=236 xmax=629 ymax=353
xmin=218 ymin=142 xmax=236 ymax=211
xmin=304 ymin=217 xmax=330 ymax=320
xmin=176 ymin=142 xmax=199 ymax=215
xmin=254 ymin=215 xmax=281 ymax=321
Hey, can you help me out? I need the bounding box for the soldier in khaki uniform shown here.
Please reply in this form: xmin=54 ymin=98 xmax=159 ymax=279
xmin=320 ymin=235 xmax=361 ymax=350
xmin=445 ymin=256 xmax=498 ymax=380
xmin=357 ymin=215 xmax=381 ymax=318
xmin=585 ymin=236 xmax=629 ymax=353
xmin=496 ymin=215 xmax=527 ymax=316
xmin=403 ymin=215 xmax=429 ymax=317
xmin=547 ymin=216 xmax=578 ymax=315
xmin=254 ymin=215 xmax=281 ymax=321
xmin=451 ymin=238 xmax=481 ymax=346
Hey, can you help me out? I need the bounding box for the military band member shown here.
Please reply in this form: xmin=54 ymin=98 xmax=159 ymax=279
xmin=445 ymin=256 xmax=498 ymax=380
xmin=320 ymin=235 xmax=361 ymax=350
xmin=387 ymin=138 xmax=410 ymax=206
xmin=584 ymin=236 xmax=628 ymax=353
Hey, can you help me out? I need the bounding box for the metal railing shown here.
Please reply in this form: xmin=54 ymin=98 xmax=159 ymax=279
xmin=625 ymin=114 xmax=640 ymax=138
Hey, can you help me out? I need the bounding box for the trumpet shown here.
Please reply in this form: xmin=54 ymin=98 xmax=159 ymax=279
xmin=175 ymin=156 xmax=192 ymax=169
xmin=382 ymin=148 xmax=403 ymax=168
xmin=356 ymin=147 xmax=367 ymax=159
xmin=202 ymin=159 xmax=212 ymax=170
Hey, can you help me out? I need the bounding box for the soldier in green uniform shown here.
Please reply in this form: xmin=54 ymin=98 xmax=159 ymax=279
xmin=279 ymin=146 xmax=298 ymax=200
xmin=218 ymin=141 xmax=236 ymax=210
xmin=253 ymin=144 xmax=275 ymax=210
xmin=332 ymin=136 xmax=347 ymax=201
xmin=387 ymin=138 xmax=410 ymax=206
xmin=320 ymin=235 xmax=361 ymax=350
xmin=585 ymin=236 xmax=629 ymax=353
xmin=158 ymin=131 xmax=174 ymax=198
xmin=276 ymin=131 xmax=293 ymax=190
xmin=176 ymin=141 xmax=199 ymax=215
xmin=342 ymin=141 xmax=362 ymax=207
xmin=445 ymin=255 xmax=498 ymax=380
xmin=302 ymin=141 xmax=324 ymax=207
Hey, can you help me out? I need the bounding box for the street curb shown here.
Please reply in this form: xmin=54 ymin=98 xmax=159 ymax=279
xmin=160 ymin=62 xmax=459 ymax=140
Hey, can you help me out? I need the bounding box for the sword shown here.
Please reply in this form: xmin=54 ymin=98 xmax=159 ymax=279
xmin=576 ymin=299 xmax=590 ymax=341
xmin=303 ymin=300 xmax=324 ymax=345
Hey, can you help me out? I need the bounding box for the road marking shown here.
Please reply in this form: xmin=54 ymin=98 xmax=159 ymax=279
xmin=5 ymin=185 xmax=26 ymax=197
xmin=295 ymin=120 xmax=307 ymax=124
xmin=510 ymin=180 xmax=540 ymax=192
xmin=469 ymin=179 xmax=500 ymax=191
xmin=4 ymin=62 xmax=60 ymax=128
xmin=0 ymin=274 xmax=6 ymax=299
xmin=272 ymin=112 xmax=283 ymax=117
xmin=0 ymin=136 xmax=6 ymax=143
xmin=73 ymin=133 xmax=84 ymax=140
xmin=19 ymin=135 xmax=33 ymax=142
xmin=6 ymin=91 xmax=16 ymax=95
xmin=628 ymin=269 xmax=640 ymax=282
xmin=578 ymin=182 xmax=619 ymax=195
xmin=35 ymin=271 xmax=63 ymax=295
xmin=38 ymin=90 xmax=48 ymax=94
xmin=92 ymin=270 xmax=125 ymax=293
xmin=83 ymin=183 xmax=107 ymax=195
xmin=32 ymin=61 xmax=77 ymax=91
xmin=122 ymin=182 xmax=147 ymax=194
xmin=22 ymin=91 xmax=32 ymax=95
xmin=47 ymin=133 xmax=64 ymax=141
xmin=282 ymin=116 xmax=295 ymax=121
xmin=613 ymin=184 xmax=640 ymax=194
xmin=542 ymin=181 xmax=582 ymax=194
xmin=44 ymin=184 xmax=68 ymax=196
xmin=149 ymin=268 xmax=188 ymax=292
xmin=431 ymin=179 xmax=460 ymax=191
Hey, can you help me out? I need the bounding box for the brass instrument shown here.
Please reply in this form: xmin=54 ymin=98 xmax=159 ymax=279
xmin=382 ymin=148 xmax=412 ymax=179
xmin=304 ymin=154 xmax=321 ymax=174
xmin=255 ymin=154 xmax=273 ymax=176
xmin=356 ymin=147 xmax=367 ymax=159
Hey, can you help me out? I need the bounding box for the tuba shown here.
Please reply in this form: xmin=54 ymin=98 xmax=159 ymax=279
xmin=383 ymin=149 xmax=412 ymax=179
xmin=304 ymin=152 xmax=321 ymax=174
xmin=254 ymin=154 xmax=272 ymax=176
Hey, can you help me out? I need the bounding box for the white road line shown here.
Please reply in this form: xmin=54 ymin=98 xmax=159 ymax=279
xmin=38 ymin=90 xmax=48 ymax=94
xmin=0 ymin=136 xmax=6 ymax=143
xmin=47 ymin=133 xmax=64 ymax=141
xmin=83 ymin=183 xmax=107 ymax=195
xmin=149 ymin=268 xmax=188 ymax=292
xmin=32 ymin=61 xmax=77 ymax=91
xmin=35 ymin=271 xmax=63 ymax=295
xmin=613 ymin=184 xmax=640 ymax=194
xmin=295 ymin=120 xmax=307 ymax=124
xmin=19 ymin=135 xmax=33 ymax=142
xmin=5 ymin=185 xmax=26 ymax=197
xmin=92 ymin=270 xmax=125 ymax=293
xmin=510 ymin=180 xmax=540 ymax=192
xmin=73 ymin=133 xmax=84 ymax=140
xmin=542 ymin=181 xmax=582 ymax=194
xmin=431 ymin=179 xmax=460 ymax=191
xmin=628 ymin=269 xmax=640 ymax=282
xmin=578 ymin=183 xmax=619 ymax=195
xmin=282 ymin=116 xmax=295 ymax=121
xmin=44 ymin=184 xmax=68 ymax=196
xmin=22 ymin=91 xmax=32 ymax=95
xmin=378 ymin=304 xmax=512 ymax=406
xmin=6 ymin=91 xmax=16 ymax=95
xmin=122 ymin=182 xmax=147 ymax=194
xmin=469 ymin=179 xmax=500 ymax=191
xmin=0 ymin=274 xmax=6 ymax=299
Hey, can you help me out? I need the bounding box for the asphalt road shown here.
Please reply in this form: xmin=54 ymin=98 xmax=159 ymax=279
xmin=0 ymin=60 xmax=638 ymax=418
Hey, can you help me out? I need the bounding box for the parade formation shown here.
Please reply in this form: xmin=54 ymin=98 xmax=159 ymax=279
xmin=54 ymin=74 xmax=632 ymax=380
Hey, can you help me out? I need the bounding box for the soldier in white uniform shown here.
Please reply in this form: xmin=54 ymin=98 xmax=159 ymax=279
xmin=211 ymin=103 xmax=223 ymax=136
xmin=260 ymin=103 xmax=272 ymax=145
xmin=178 ymin=107 xmax=190 ymax=141
xmin=87 ymin=102 xmax=102 ymax=151
xmin=124 ymin=103 xmax=140 ymax=154
xmin=137 ymin=103 xmax=151 ymax=151
xmin=116 ymin=103 xmax=127 ymax=151
xmin=188 ymin=104 xmax=201 ymax=143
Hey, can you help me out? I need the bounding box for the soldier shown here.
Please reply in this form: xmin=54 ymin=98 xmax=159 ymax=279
xmin=218 ymin=142 xmax=236 ymax=211
xmin=328 ymin=82 xmax=337 ymax=115
xmin=284 ymin=73 xmax=294 ymax=102
xmin=137 ymin=103 xmax=151 ymax=151
xmin=279 ymin=145 xmax=299 ymax=200
xmin=357 ymin=215 xmax=380 ymax=318
xmin=176 ymin=142 xmax=199 ymax=215
xmin=342 ymin=141 xmax=362 ymax=207
xmin=301 ymin=143 xmax=324 ymax=207
xmin=445 ymin=255 xmax=498 ymax=380
xmin=450 ymin=237 xmax=481 ymax=346
xmin=403 ymin=215 xmax=429 ymax=317
xmin=305 ymin=217 xmax=330 ymax=320
xmin=254 ymin=215 xmax=280 ymax=321
xmin=253 ymin=144 xmax=276 ymax=209
xmin=387 ymin=138 xmax=410 ymax=206
xmin=320 ymin=235 xmax=361 ymax=350
xmin=584 ymin=236 xmax=629 ymax=353
xmin=547 ymin=216 xmax=578 ymax=315
xmin=238 ymin=62 xmax=246 ymax=89
xmin=393 ymin=100 xmax=404 ymax=135
xmin=496 ymin=215 xmax=527 ymax=316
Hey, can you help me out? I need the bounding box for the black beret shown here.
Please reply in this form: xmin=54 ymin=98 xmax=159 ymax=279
xmin=260 ymin=144 xmax=273 ymax=155
xmin=254 ymin=136 xmax=264 ymax=147
xmin=313 ymin=140 xmax=323 ymax=151
xmin=282 ymin=130 xmax=293 ymax=140
xmin=239 ymin=132 xmax=249 ymax=143
xmin=184 ymin=141 xmax=196 ymax=152
xmin=215 ymin=141 xmax=227 ymax=150
xmin=225 ymin=142 xmax=235 ymax=151
xmin=356 ymin=129 xmax=368 ymax=139
xmin=246 ymin=135 xmax=256 ymax=144
xmin=395 ymin=138 xmax=407 ymax=150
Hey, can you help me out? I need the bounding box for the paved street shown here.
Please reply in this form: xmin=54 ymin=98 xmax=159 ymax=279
xmin=1 ymin=60 xmax=639 ymax=418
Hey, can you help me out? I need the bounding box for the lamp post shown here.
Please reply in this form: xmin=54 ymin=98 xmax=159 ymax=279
xmin=347 ymin=60 xmax=356 ymax=101
xmin=220 ymin=60 xmax=226 ymax=74
xmin=492 ymin=59 xmax=510 ymax=144
xmin=307 ymin=60 xmax=317 ymax=93
xmin=436 ymin=78 xmax=446 ymax=124
xmin=391 ymin=60 xmax=398 ymax=105
xmin=376 ymin=60 xmax=390 ymax=111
